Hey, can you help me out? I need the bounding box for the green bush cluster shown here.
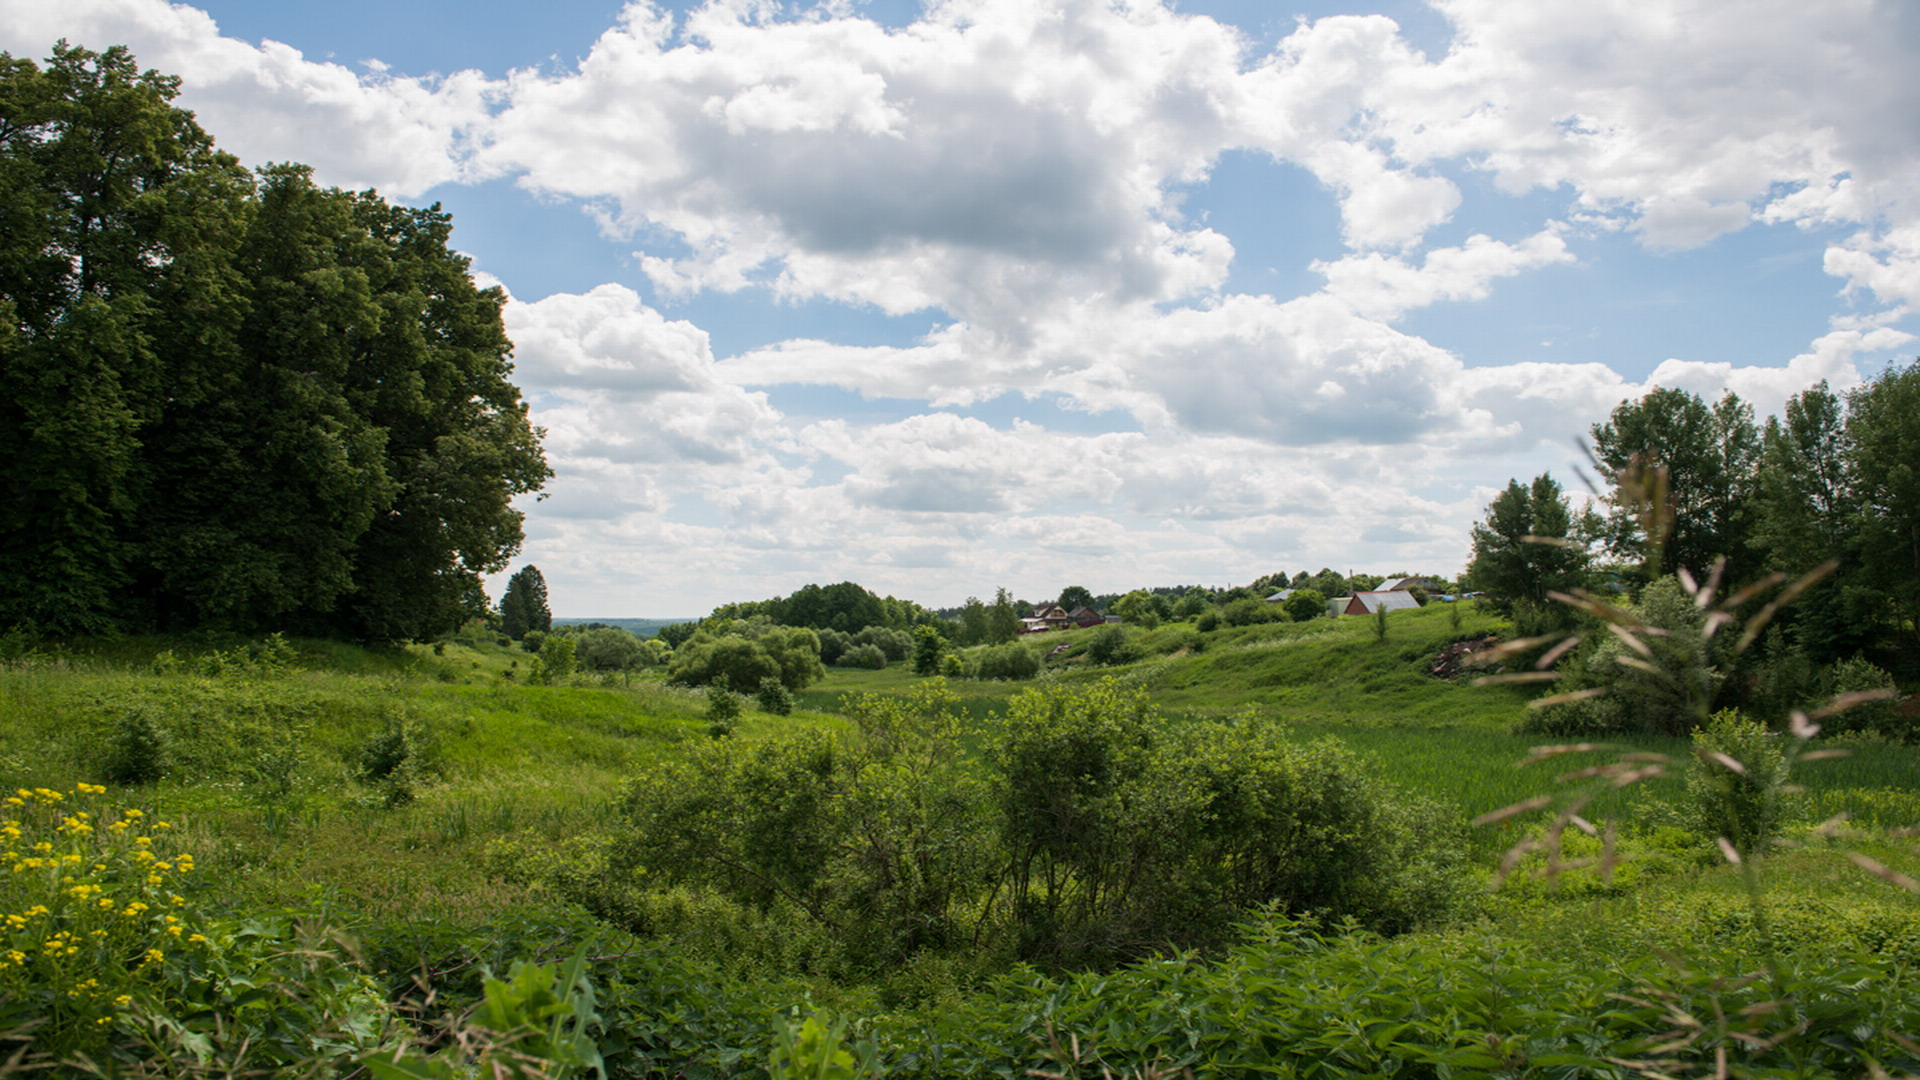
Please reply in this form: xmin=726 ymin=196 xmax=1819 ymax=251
xmin=602 ymin=680 xmax=1465 ymax=978
xmin=971 ymin=643 xmax=1039 ymax=680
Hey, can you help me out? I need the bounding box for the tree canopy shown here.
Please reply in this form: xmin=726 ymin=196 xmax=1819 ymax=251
xmin=0 ymin=45 xmax=548 ymax=639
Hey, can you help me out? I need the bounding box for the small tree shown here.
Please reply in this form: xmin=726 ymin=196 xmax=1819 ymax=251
xmin=912 ymin=625 xmax=945 ymax=675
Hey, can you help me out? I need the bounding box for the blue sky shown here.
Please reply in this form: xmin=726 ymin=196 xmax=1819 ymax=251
xmin=7 ymin=0 xmax=1917 ymax=616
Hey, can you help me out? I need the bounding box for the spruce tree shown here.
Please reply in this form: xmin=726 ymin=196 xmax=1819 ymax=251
xmin=500 ymin=565 xmax=551 ymax=641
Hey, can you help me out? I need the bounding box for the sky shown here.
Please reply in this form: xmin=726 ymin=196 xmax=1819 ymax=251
xmin=6 ymin=0 xmax=1918 ymax=617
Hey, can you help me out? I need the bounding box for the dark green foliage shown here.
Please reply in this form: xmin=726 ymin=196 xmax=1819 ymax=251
xmin=1195 ymin=610 xmax=1221 ymax=633
xmin=816 ymin=627 xmax=851 ymax=665
xmin=1056 ymin=585 xmax=1094 ymax=611
xmin=1083 ymin=625 xmax=1135 ymax=666
xmin=761 ymin=627 xmax=828 ymax=689
xmin=655 ymin=620 xmax=699 ymax=649
xmin=1845 ymin=359 xmax=1920 ymax=658
xmin=612 ymin=680 xmax=1463 ymax=978
xmin=105 ymin=708 xmax=168 ymax=786
xmin=756 ymin=676 xmax=793 ymax=716
xmin=1823 ymin=656 xmax=1904 ymax=738
xmin=0 ymin=46 xmax=548 ymax=641
xmin=358 ymin=715 xmax=432 ymax=807
xmin=777 ymin=581 xmax=887 ymax=633
xmin=499 ymin=565 xmax=551 ymax=641
xmin=972 ymin=643 xmax=1039 ymax=680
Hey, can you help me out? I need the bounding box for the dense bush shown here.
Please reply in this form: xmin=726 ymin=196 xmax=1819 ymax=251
xmin=854 ymin=627 xmax=913 ymax=663
xmin=756 ymin=677 xmax=794 ymax=716
xmin=816 ymin=628 xmax=851 ymax=665
xmin=972 ymin=643 xmax=1039 ymax=680
xmin=609 ymin=680 xmax=1466 ymax=977
xmin=671 ymin=630 xmax=825 ymax=690
xmin=1686 ymin=709 xmax=1790 ymax=857
xmin=1530 ymin=576 xmax=1726 ymax=736
xmin=105 ymin=710 xmax=168 ymax=787
xmin=840 ymin=643 xmax=888 ymax=670
xmin=1222 ymin=597 xmax=1282 ymax=627
xmin=1282 ymin=588 xmax=1326 ymax=623
xmin=573 ymin=626 xmax=647 ymax=672
xmin=1083 ymin=625 xmax=1136 ymax=666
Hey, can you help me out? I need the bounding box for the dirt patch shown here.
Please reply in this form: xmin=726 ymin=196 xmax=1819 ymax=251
xmin=1429 ymin=635 xmax=1502 ymax=680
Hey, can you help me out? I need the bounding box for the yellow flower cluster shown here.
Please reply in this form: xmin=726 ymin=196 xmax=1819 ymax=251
xmin=0 ymin=783 xmax=213 ymax=1040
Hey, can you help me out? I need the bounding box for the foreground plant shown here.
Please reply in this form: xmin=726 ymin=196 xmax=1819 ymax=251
xmin=0 ymin=783 xmax=395 ymax=1075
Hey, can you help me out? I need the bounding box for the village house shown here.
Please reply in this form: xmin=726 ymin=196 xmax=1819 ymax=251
xmin=1328 ymin=590 xmax=1423 ymax=617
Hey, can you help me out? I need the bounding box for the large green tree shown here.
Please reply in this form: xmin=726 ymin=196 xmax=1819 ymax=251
xmin=1590 ymin=388 xmax=1758 ymax=580
xmin=0 ymin=45 xmax=549 ymax=639
xmin=1465 ymin=474 xmax=1590 ymax=626
xmin=1846 ymin=359 xmax=1920 ymax=652
xmin=1750 ymin=382 xmax=1866 ymax=660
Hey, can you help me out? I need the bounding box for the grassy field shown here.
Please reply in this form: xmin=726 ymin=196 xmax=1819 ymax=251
xmin=7 ymin=606 xmax=1920 ymax=1075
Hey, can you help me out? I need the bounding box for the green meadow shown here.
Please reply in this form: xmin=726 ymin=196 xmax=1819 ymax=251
xmin=5 ymin=604 xmax=1920 ymax=1076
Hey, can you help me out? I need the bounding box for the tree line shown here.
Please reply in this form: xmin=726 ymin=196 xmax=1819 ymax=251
xmin=1466 ymin=365 xmax=1920 ymax=734
xmin=0 ymin=45 xmax=549 ymax=641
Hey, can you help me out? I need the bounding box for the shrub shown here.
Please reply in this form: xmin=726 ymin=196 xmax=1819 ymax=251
xmin=671 ymin=635 xmax=782 ymax=688
xmin=1221 ymin=598 xmax=1278 ymax=628
xmin=575 ymin=627 xmax=645 ymax=672
xmin=519 ymin=630 xmax=547 ymax=654
xmin=853 ymin=627 xmax=912 ymax=663
xmin=756 ymin=677 xmax=793 ymax=716
xmin=1822 ymin=656 xmax=1904 ymax=739
xmin=359 ymin=716 xmax=434 ymax=808
xmin=105 ymin=710 xmax=168 ymax=787
xmin=706 ymin=682 xmax=743 ymax=735
xmin=1685 ymin=709 xmax=1790 ymax=858
xmin=1195 ymin=610 xmax=1221 ymax=633
xmin=938 ymin=652 xmax=966 ymax=678
xmin=531 ymin=634 xmax=578 ymax=685
xmin=1532 ymin=576 xmax=1724 ymax=736
xmin=816 ymin=629 xmax=852 ymax=666
xmin=973 ymin=643 xmax=1038 ymax=680
xmin=1282 ymin=589 xmax=1326 ymax=623
xmin=1083 ymin=626 xmax=1135 ymax=667
xmin=841 ymin=644 xmax=888 ymax=670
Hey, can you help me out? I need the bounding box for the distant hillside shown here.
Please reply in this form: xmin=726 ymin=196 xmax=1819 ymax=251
xmin=553 ymin=617 xmax=694 ymax=638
